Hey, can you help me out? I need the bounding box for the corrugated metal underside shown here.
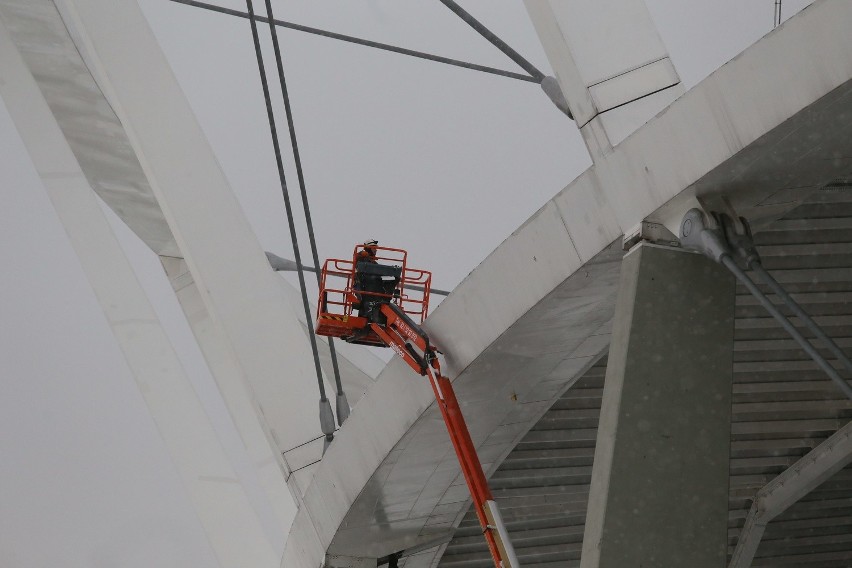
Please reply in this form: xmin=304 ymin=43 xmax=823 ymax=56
xmin=436 ymin=189 xmax=852 ymax=568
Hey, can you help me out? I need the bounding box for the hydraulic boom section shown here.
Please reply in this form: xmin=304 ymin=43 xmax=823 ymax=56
xmin=315 ymin=244 xmax=518 ymax=568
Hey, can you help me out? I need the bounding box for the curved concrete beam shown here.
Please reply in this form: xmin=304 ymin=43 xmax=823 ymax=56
xmin=285 ymin=2 xmax=852 ymax=565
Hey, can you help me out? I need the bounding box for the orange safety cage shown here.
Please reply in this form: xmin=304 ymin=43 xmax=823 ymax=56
xmin=315 ymin=244 xmax=432 ymax=346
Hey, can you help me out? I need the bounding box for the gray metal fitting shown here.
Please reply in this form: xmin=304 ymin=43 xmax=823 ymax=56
xmin=265 ymin=251 xmax=298 ymax=271
xmin=679 ymin=208 xmax=731 ymax=263
xmin=336 ymin=392 xmax=350 ymax=426
xmin=720 ymin=214 xmax=761 ymax=268
xmin=320 ymin=397 xmax=336 ymax=436
xmin=541 ymin=76 xmax=573 ymax=120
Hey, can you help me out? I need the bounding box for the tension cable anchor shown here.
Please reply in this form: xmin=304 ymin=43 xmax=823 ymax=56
xmin=679 ymin=208 xmax=852 ymax=400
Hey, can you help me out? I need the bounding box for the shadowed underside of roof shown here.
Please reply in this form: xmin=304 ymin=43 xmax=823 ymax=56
xmin=436 ymin=187 xmax=852 ymax=568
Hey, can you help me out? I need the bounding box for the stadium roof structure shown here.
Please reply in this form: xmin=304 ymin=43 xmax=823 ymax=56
xmin=2 ymin=1 xmax=851 ymax=567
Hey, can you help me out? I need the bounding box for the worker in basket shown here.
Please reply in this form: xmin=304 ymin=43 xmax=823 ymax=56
xmin=353 ymin=239 xmax=400 ymax=324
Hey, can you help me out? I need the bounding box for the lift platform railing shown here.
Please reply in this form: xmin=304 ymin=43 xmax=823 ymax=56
xmin=315 ymin=245 xmax=432 ymax=344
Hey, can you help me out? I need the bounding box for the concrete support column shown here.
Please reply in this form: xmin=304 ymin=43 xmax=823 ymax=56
xmin=160 ymin=257 xmax=301 ymax=531
xmin=0 ymin=16 xmax=277 ymax=568
xmin=581 ymin=243 xmax=734 ymax=568
xmin=55 ymin=0 xmax=326 ymax=485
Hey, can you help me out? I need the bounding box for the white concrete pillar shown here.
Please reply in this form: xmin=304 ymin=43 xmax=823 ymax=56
xmin=54 ymin=0 xmax=330 ymax=486
xmin=0 ymin=15 xmax=277 ymax=568
xmin=160 ymin=257 xmax=301 ymax=531
xmin=581 ymin=244 xmax=734 ymax=568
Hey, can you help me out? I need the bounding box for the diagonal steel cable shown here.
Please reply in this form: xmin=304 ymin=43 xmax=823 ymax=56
xmin=170 ymin=0 xmax=538 ymax=83
xmin=436 ymin=0 xmax=545 ymax=81
xmin=261 ymin=0 xmax=350 ymax=426
xmin=245 ymin=0 xmax=336 ymax=443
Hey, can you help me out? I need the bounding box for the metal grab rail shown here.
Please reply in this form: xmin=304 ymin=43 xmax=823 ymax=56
xmin=318 ymin=245 xmax=433 ymax=325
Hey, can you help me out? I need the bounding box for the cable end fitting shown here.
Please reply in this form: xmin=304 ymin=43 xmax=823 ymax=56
xmin=319 ymin=397 xmax=336 ymax=436
xmin=541 ymin=76 xmax=573 ymax=120
xmin=679 ymin=208 xmax=731 ymax=263
xmin=335 ymin=392 xmax=350 ymax=426
xmin=265 ymin=251 xmax=297 ymax=271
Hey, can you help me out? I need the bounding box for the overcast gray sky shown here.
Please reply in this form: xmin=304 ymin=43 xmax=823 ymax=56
xmin=1 ymin=1 xmax=813 ymax=566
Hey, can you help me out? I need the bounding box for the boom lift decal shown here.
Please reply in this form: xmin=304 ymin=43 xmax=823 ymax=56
xmin=315 ymin=244 xmax=519 ymax=568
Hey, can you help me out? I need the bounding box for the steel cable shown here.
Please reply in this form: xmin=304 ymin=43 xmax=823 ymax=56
xmin=721 ymin=255 xmax=852 ymax=400
xmin=261 ymin=0 xmax=350 ymax=426
xmin=245 ymin=0 xmax=336 ymax=442
xmin=265 ymin=254 xmax=451 ymax=296
xmin=170 ymin=0 xmax=538 ymax=83
xmin=436 ymin=0 xmax=545 ymax=82
xmin=749 ymin=261 xmax=852 ymax=377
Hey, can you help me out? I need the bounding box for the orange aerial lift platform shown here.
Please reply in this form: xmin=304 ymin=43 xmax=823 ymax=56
xmin=315 ymin=243 xmax=519 ymax=568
